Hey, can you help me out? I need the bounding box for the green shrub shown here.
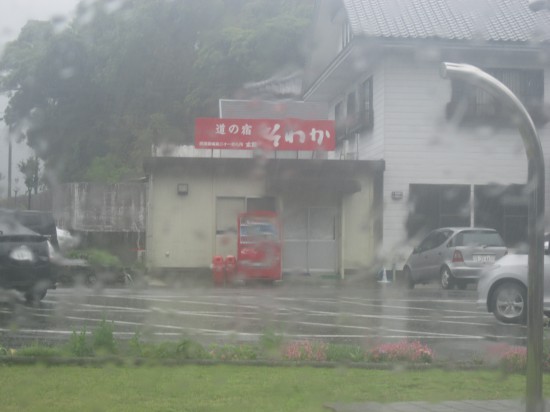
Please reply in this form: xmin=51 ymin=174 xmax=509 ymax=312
xmin=139 ymin=342 xmax=179 ymax=359
xmin=207 ymin=344 xmax=259 ymax=361
xmin=68 ymin=249 xmax=122 ymax=268
xmin=92 ymin=319 xmax=116 ymax=355
xmin=260 ymin=329 xmax=284 ymax=352
xmin=17 ymin=343 xmax=64 ymax=358
xmin=68 ymin=329 xmax=94 ymax=357
xmin=326 ymin=344 xmax=365 ymax=362
xmin=0 ymin=345 xmax=7 ymax=356
xmin=127 ymin=332 xmax=143 ymax=357
xmin=176 ymin=339 xmax=208 ymax=359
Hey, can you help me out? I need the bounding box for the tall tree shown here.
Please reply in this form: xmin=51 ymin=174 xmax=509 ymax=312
xmin=0 ymin=0 xmax=313 ymax=183
xmin=18 ymin=156 xmax=40 ymax=209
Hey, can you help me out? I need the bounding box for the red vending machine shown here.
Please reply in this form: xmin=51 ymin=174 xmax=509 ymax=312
xmin=234 ymin=211 xmax=282 ymax=283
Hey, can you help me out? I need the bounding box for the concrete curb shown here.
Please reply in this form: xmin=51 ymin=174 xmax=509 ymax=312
xmin=0 ymin=357 xmax=526 ymax=372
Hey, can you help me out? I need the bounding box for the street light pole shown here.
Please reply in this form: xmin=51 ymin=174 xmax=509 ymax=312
xmin=8 ymin=139 xmax=12 ymax=199
xmin=441 ymin=62 xmax=545 ymax=412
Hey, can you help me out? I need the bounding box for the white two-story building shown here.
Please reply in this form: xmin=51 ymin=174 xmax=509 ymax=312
xmin=301 ymin=0 xmax=550 ymax=266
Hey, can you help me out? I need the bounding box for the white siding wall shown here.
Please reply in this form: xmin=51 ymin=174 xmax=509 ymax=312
xmin=358 ymin=65 xmax=385 ymax=160
xmin=544 ymin=71 xmax=550 ymax=219
xmin=363 ymin=53 xmax=550 ymax=263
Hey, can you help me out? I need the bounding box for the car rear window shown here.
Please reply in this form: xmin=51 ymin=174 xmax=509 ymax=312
xmin=454 ymin=231 xmax=505 ymax=247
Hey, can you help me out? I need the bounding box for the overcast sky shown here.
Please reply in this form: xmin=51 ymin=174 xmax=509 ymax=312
xmin=0 ymin=0 xmax=81 ymax=197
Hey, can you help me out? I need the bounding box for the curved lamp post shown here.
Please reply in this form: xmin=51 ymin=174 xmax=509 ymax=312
xmin=440 ymin=62 xmax=545 ymax=412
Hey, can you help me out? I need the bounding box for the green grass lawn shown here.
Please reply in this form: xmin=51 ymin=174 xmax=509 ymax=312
xmin=0 ymin=365 xmax=548 ymax=412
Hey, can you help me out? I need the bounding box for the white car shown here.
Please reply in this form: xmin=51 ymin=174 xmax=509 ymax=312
xmin=477 ymin=237 xmax=550 ymax=324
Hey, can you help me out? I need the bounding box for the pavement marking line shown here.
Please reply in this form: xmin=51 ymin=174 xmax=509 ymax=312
xmin=138 ymin=297 xmax=261 ymax=310
xmin=339 ymin=296 xmax=479 ymax=306
xmin=26 ymin=308 xmax=526 ymax=345
xmin=27 ymin=313 xmax=264 ymax=337
xmin=377 ymin=326 xmax=485 ymax=340
xmin=338 ymin=298 xmax=488 ymax=315
xmin=146 ymin=305 xmax=491 ymax=328
xmin=149 ymin=307 xmax=261 ymax=321
xmin=25 ymin=302 xmax=496 ymax=329
xmin=275 ymin=306 xmax=494 ymax=327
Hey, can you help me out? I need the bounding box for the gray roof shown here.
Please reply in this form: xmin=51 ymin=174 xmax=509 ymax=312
xmin=343 ymin=0 xmax=550 ymax=43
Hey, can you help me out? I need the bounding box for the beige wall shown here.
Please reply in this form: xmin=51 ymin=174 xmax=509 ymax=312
xmin=146 ymin=161 xmax=379 ymax=274
xmin=342 ymin=173 xmax=376 ymax=272
xmin=147 ymin=164 xmax=265 ymax=269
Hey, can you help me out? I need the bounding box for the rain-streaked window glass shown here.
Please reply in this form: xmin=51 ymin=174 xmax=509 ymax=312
xmin=1 ymin=0 xmax=550 ymax=410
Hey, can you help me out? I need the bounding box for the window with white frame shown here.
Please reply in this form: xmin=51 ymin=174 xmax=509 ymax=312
xmin=335 ymin=76 xmax=374 ymax=140
xmin=340 ymin=20 xmax=353 ymax=50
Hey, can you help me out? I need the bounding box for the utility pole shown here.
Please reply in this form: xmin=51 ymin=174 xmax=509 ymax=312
xmin=8 ymin=139 xmax=12 ymax=198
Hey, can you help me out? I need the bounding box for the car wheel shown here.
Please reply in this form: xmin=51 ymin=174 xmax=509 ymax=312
xmin=25 ymin=286 xmax=47 ymax=304
xmin=440 ymin=267 xmax=454 ymax=290
xmin=404 ymin=267 xmax=415 ymax=289
xmin=492 ymin=282 xmax=527 ymax=324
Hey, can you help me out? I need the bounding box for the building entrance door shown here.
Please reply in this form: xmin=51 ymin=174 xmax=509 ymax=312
xmin=283 ymin=206 xmax=338 ymax=275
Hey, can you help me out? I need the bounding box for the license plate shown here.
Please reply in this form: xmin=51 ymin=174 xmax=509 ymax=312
xmin=473 ymin=254 xmax=495 ymax=264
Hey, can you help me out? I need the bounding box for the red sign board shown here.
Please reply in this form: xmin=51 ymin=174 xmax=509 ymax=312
xmin=195 ymin=118 xmax=335 ymax=151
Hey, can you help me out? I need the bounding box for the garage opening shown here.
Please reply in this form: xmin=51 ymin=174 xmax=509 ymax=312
xmin=407 ymin=183 xmax=528 ymax=247
xmin=406 ymin=184 xmax=470 ymax=240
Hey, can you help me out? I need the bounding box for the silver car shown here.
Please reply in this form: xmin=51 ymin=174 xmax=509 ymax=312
xmin=403 ymin=227 xmax=507 ymax=290
xmin=477 ymin=235 xmax=550 ymax=324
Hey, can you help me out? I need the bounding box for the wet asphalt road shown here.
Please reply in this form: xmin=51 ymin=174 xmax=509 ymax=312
xmin=0 ymin=281 xmax=528 ymax=361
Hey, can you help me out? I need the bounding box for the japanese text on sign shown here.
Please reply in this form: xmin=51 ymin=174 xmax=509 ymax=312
xmin=195 ymin=118 xmax=335 ymax=151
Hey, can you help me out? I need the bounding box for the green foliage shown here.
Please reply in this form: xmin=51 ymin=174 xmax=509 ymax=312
xmin=326 ymin=344 xmax=365 ymax=363
xmin=139 ymin=342 xmax=179 ymax=359
xmin=18 ymin=156 xmax=41 ymax=195
xmin=16 ymin=343 xmax=64 ymax=358
xmin=176 ymin=339 xmax=208 ymax=360
xmin=0 ymin=344 xmax=8 ymax=356
xmin=84 ymin=154 xmax=133 ymax=183
xmin=0 ymin=0 xmax=313 ymax=183
xmin=207 ymin=344 xmax=258 ymax=361
xmin=127 ymin=331 xmax=143 ymax=357
xmin=92 ymin=319 xmax=116 ymax=355
xmin=259 ymin=329 xmax=284 ymax=359
xmin=68 ymin=248 xmax=122 ymax=268
xmin=67 ymin=329 xmax=94 ymax=357
xmin=259 ymin=329 xmax=284 ymax=351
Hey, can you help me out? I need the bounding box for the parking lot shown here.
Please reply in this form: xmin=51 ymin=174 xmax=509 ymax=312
xmin=0 ymin=281 xmax=528 ymax=361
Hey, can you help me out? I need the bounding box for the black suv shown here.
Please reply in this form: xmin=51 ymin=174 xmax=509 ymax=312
xmin=0 ymin=210 xmax=55 ymax=302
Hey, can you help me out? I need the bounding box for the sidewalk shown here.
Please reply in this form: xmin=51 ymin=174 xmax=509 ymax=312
xmin=325 ymin=399 xmax=549 ymax=411
xmin=326 ymin=399 xmax=548 ymax=411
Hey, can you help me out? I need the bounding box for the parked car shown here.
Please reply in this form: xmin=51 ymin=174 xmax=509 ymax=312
xmin=0 ymin=210 xmax=56 ymax=302
xmin=10 ymin=209 xmax=59 ymax=250
xmin=403 ymin=227 xmax=508 ymax=290
xmin=477 ymin=234 xmax=550 ymax=324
